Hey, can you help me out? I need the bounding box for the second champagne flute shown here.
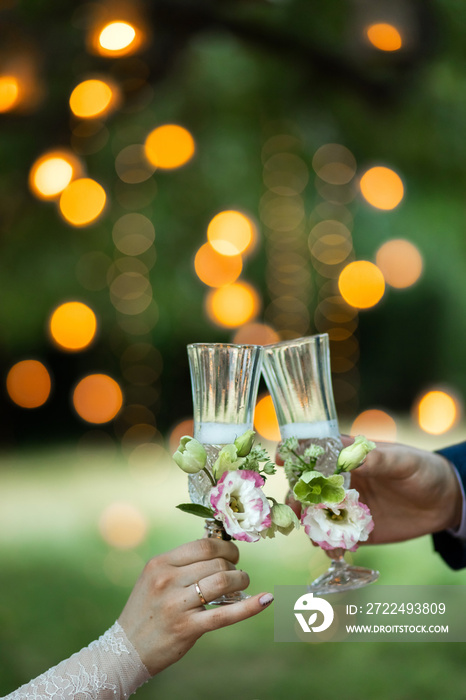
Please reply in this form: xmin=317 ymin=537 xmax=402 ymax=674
xmin=262 ymin=334 xmax=379 ymax=594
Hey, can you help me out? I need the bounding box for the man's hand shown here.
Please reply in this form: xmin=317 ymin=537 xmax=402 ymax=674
xmin=277 ymin=437 xmax=463 ymax=545
xmin=348 ymin=438 xmax=462 ymax=544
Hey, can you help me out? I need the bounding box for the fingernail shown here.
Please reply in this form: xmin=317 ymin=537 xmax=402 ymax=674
xmin=259 ymin=593 xmax=274 ymax=606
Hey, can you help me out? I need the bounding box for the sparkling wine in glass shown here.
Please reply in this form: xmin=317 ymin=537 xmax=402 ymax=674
xmin=262 ymin=334 xmax=379 ymax=594
xmin=187 ymin=342 xmax=263 ymax=603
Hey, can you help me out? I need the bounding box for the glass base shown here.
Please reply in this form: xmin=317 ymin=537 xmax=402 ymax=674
xmin=309 ymin=559 xmax=379 ymax=595
xmin=208 ymin=591 xmax=251 ymax=606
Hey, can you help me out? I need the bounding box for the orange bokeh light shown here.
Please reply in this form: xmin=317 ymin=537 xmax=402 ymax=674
xmin=144 ymin=124 xmax=195 ymax=169
xmin=6 ymin=360 xmax=52 ymax=408
xmin=338 ymin=261 xmax=385 ymax=309
xmin=99 ymin=501 xmax=147 ymax=549
xmin=351 ymin=409 xmax=397 ymax=442
xmin=194 ymin=243 xmax=242 ymax=287
xmin=49 ymin=301 xmax=97 ymax=351
xmin=207 ymin=210 xmax=255 ymax=256
xmin=59 ymin=178 xmax=106 ymax=226
xmin=93 ymin=21 xmax=143 ymax=57
xmin=29 ymin=150 xmax=82 ymax=200
xmin=169 ymin=418 xmax=194 ymax=453
xmin=366 ymin=23 xmax=403 ymax=51
xmin=69 ymin=79 xmax=119 ymax=119
xmin=205 ymin=282 xmax=260 ymax=328
xmin=254 ymin=394 xmax=281 ymax=442
xmin=232 ymin=322 xmax=280 ymax=345
xmin=73 ymin=374 xmax=123 ymax=424
xmin=375 ymin=239 xmax=423 ymax=289
xmin=0 ymin=76 xmax=19 ymax=112
xmin=100 ymin=21 xmax=135 ymax=49
xmin=312 ymin=143 xmax=357 ymax=185
xmin=416 ymin=390 xmax=459 ymax=435
xmin=360 ymin=166 xmax=404 ymax=210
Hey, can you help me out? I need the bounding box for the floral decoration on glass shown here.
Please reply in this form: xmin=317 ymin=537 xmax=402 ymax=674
xmin=174 ymin=429 xmax=299 ymax=544
xmin=262 ymin=334 xmax=380 ymax=594
xmin=182 ymin=342 xmax=267 ymax=604
xmin=280 ymin=434 xmax=377 ymax=583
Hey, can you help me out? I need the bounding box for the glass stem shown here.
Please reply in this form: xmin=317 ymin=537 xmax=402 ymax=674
xmin=328 ymin=558 xmax=348 ymax=572
xmin=326 ymin=547 xmax=347 ymax=563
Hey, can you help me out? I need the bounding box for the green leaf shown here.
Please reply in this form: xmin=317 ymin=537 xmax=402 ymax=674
xmin=293 ymin=471 xmax=345 ymax=505
xmin=176 ymin=503 xmax=215 ymax=518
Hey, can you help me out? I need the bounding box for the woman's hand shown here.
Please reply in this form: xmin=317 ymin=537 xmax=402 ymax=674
xmin=118 ymin=538 xmax=273 ymax=676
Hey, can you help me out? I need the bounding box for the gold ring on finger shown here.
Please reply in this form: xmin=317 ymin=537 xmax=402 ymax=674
xmin=194 ymin=581 xmax=207 ymax=605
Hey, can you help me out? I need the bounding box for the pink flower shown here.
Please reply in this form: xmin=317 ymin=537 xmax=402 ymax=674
xmin=301 ymin=489 xmax=374 ymax=552
xmin=210 ymin=470 xmax=272 ymax=542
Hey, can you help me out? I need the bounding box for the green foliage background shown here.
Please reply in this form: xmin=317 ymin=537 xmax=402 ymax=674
xmin=2 ymin=0 xmax=466 ymax=442
xmin=2 ymin=2 xmax=466 ymax=698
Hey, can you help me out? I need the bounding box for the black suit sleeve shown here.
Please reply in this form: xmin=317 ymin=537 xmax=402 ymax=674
xmin=432 ymin=442 xmax=466 ymax=570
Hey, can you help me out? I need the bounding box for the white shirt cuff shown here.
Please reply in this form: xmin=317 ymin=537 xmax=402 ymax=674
xmin=448 ymin=466 xmax=466 ymax=540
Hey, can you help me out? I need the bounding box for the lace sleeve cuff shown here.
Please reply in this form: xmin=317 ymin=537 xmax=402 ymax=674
xmin=4 ymin=621 xmax=151 ymax=700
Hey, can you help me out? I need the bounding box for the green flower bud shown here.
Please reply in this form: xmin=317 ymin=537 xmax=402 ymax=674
xmin=234 ymin=429 xmax=256 ymax=457
xmin=261 ymin=502 xmax=300 ymax=538
xmin=270 ymin=502 xmax=300 ymax=535
xmin=335 ymin=435 xmax=376 ymax=474
xmin=293 ymin=471 xmax=345 ymax=505
xmin=212 ymin=444 xmax=245 ymax=480
xmin=172 ymin=436 xmax=207 ymax=474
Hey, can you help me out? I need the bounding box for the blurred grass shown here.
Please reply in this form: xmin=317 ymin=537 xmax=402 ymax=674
xmin=2 ymin=425 xmax=466 ymax=698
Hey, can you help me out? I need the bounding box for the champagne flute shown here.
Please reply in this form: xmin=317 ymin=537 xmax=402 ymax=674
xmin=186 ymin=342 xmax=263 ymax=603
xmin=262 ymin=334 xmax=379 ymax=594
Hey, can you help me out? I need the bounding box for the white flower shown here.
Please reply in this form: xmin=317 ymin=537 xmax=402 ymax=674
xmin=301 ymin=489 xmax=374 ymax=551
xmin=210 ymin=470 xmax=272 ymax=542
